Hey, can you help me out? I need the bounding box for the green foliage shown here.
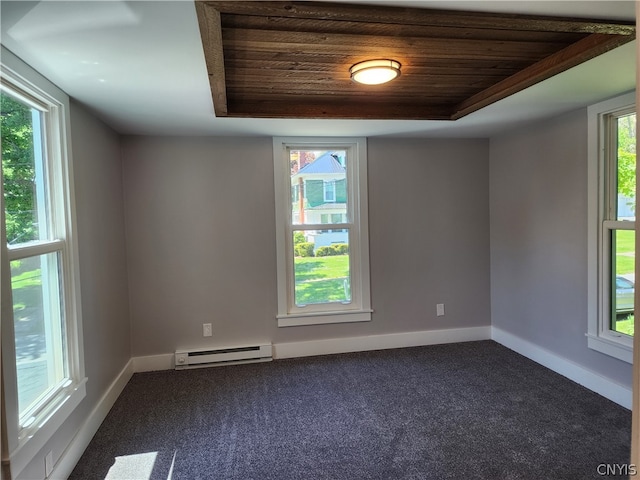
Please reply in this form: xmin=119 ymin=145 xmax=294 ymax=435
xmin=332 ymin=243 xmax=349 ymax=255
xmin=617 ymin=114 xmax=636 ymax=209
xmin=293 ymin=231 xmax=306 ymax=245
xmin=615 ymin=314 xmax=634 ymax=336
xmin=316 ymin=244 xmax=348 ymax=256
xmin=1 ymin=93 xmax=37 ymax=244
xmin=294 ymin=242 xmax=314 ymax=257
xmin=315 ymin=246 xmax=332 ymax=257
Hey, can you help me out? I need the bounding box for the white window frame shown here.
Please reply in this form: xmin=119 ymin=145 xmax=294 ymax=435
xmin=587 ymin=91 xmax=636 ymax=363
xmin=273 ymin=137 xmax=372 ymax=327
xmin=1 ymin=48 xmax=86 ymax=477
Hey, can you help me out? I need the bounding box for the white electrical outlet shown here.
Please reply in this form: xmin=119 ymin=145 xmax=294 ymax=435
xmin=203 ymin=323 xmax=212 ymax=337
xmin=45 ymin=451 xmax=53 ymax=478
xmin=436 ymin=303 xmax=445 ymax=317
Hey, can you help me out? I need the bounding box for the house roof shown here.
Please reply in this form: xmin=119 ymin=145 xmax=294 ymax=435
xmin=297 ymin=152 xmax=346 ymax=175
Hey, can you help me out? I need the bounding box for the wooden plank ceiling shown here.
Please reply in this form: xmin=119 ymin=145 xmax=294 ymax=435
xmin=196 ymin=1 xmax=635 ymax=120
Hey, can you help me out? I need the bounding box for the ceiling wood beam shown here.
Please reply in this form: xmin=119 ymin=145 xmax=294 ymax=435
xmin=203 ymin=1 xmax=635 ymax=35
xmin=195 ymin=2 xmax=228 ymax=116
xmin=451 ymin=33 xmax=635 ymax=120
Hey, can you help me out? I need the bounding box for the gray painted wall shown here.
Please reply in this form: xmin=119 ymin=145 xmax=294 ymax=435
xmin=16 ymin=101 xmax=131 ymax=479
xmin=12 ymin=103 xmax=634 ymax=476
xmin=489 ymin=108 xmax=632 ymax=388
xmin=122 ymin=136 xmax=491 ymax=356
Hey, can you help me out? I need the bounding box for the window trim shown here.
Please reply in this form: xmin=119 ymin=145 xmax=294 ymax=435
xmin=273 ymin=137 xmax=372 ymax=327
xmin=1 ymin=47 xmax=86 ymax=477
xmin=587 ymin=91 xmax=636 ymax=363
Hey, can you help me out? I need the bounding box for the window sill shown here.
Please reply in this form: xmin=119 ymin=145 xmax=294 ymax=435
xmin=10 ymin=378 xmax=87 ymax=477
xmin=586 ymin=333 xmax=632 ymax=363
xmin=278 ymin=309 xmax=372 ymax=327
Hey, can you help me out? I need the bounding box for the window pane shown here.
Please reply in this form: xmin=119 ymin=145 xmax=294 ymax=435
xmin=289 ymin=149 xmax=348 ymax=225
xmin=616 ymin=113 xmax=636 ymax=221
xmin=11 ymin=253 xmax=67 ymax=417
xmin=293 ymin=229 xmax=351 ymax=306
xmin=611 ymin=230 xmax=635 ymax=336
xmin=1 ymin=91 xmax=49 ymax=245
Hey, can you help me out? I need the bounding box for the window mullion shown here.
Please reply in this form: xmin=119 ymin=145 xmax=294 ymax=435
xmin=292 ymin=223 xmax=352 ymax=231
xmin=7 ymin=239 xmax=64 ymax=260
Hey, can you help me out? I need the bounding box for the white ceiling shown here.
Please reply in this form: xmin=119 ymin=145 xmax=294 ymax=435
xmin=1 ymin=0 xmax=636 ymax=138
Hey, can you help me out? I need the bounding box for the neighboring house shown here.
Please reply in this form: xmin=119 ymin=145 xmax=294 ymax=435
xmin=618 ymin=194 xmax=636 ymax=220
xmin=291 ymin=151 xmax=349 ymax=248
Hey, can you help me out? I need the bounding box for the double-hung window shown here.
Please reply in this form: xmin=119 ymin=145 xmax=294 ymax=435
xmin=273 ymin=137 xmax=372 ymax=327
xmin=1 ymin=52 xmax=85 ymax=473
xmin=587 ymin=91 xmax=636 ymax=363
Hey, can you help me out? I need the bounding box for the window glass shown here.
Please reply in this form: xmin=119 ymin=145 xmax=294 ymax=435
xmin=1 ymin=92 xmax=50 ymax=244
xmin=615 ymin=113 xmax=636 ymax=221
xmin=293 ymin=229 xmax=350 ymax=306
xmin=611 ymin=230 xmax=635 ymax=336
xmin=290 ymin=150 xmax=348 ymax=225
xmin=11 ymin=253 xmax=67 ymax=418
xmin=608 ymin=112 xmax=636 ymax=338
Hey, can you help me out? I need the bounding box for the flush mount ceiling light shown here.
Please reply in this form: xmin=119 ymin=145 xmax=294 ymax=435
xmin=350 ymin=59 xmax=401 ymax=85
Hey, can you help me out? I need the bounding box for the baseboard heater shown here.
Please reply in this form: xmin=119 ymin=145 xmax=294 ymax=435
xmin=174 ymin=344 xmax=273 ymax=370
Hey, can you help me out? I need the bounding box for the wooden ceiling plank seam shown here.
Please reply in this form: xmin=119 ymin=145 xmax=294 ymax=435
xmin=225 ymin=69 xmax=509 ymax=82
xmin=223 ymin=52 xmax=537 ymax=70
xmin=219 ymin=13 xmax=592 ymax=44
xmin=195 ymin=2 xmax=228 ymax=116
xmin=221 ymin=27 xmax=574 ymax=57
xmin=202 ymin=1 xmax=635 ymax=35
xmin=224 ymin=60 xmax=523 ymax=77
xmin=451 ymin=33 xmax=636 ymax=120
xmin=225 ymin=85 xmax=499 ymax=97
xmin=228 ymin=94 xmax=468 ymax=105
xmin=223 ymin=43 xmax=555 ymax=63
xmin=226 ymin=85 xmax=488 ymax=96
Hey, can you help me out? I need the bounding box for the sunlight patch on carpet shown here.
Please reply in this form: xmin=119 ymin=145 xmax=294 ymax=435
xmin=105 ymin=451 xmax=157 ymax=480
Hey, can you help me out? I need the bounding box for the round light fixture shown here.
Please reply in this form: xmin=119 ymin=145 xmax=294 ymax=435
xmin=350 ymin=59 xmax=401 ymax=85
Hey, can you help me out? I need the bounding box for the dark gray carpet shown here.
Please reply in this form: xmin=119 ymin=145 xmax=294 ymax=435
xmin=70 ymin=341 xmax=631 ymax=480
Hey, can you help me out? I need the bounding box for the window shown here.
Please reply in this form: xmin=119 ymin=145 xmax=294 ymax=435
xmin=587 ymin=92 xmax=636 ymax=363
xmin=324 ymin=180 xmax=336 ymax=202
xmin=1 ymin=52 xmax=85 ymax=472
xmin=273 ymin=137 xmax=372 ymax=327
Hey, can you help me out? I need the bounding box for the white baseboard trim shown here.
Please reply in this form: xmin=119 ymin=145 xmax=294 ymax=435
xmin=273 ymin=325 xmax=492 ymax=359
xmin=50 ymin=359 xmax=134 ymax=480
xmin=132 ymin=353 xmax=174 ymax=372
xmin=491 ymin=327 xmax=632 ymax=409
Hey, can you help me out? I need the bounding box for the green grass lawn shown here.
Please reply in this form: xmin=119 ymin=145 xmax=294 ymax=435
xmin=294 ymin=255 xmax=350 ymax=305
xmin=616 ymin=314 xmax=634 ymax=336
xmin=615 ymin=230 xmax=635 ymax=336
xmin=616 ymin=230 xmax=635 ymax=275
